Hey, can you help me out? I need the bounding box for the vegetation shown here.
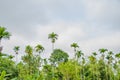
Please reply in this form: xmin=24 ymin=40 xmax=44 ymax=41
xmin=0 ymin=27 xmax=120 ymax=80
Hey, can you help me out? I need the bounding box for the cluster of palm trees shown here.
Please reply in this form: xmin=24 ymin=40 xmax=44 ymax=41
xmin=0 ymin=26 xmax=120 ymax=80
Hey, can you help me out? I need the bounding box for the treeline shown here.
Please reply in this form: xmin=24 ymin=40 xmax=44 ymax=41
xmin=0 ymin=26 xmax=120 ymax=80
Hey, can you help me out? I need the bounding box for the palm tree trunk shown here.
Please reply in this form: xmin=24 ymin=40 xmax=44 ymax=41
xmin=52 ymin=43 xmax=54 ymax=51
xmin=105 ymin=65 xmax=108 ymax=80
xmin=0 ymin=39 xmax=1 ymax=45
xmin=52 ymin=63 xmax=55 ymax=79
xmin=81 ymin=58 xmax=84 ymax=80
xmin=108 ymin=63 xmax=110 ymax=80
xmin=28 ymin=55 xmax=31 ymax=75
xmin=75 ymin=61 xmax=77 ymax=79
xmin=15 ymin=54 xmax=17 ymax=63
xmin=81 ymin=65 xmax=82 ymax=80
xmin=83 ymin=65 xmax=85 ymax=80
xmin=79 ymin=57 xmax=83 ymax=80
xmin=51 ymin=48 xmax=54 ymax=79
xmin=92 ymin=64 xmax=94 ymax=80
xmin=0 ymin=39 xmax=2 ymax=53
xmin=74 ymin=48 xmax=78 ymax=79
xmin=96 ymin=63 xmax=99 ymax=80
xmin=74 ymin=48 xmax=76 ymax=59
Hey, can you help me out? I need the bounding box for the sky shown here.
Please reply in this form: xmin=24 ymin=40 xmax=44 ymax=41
xmin=0 ymin=0 xmax=120 ymax=59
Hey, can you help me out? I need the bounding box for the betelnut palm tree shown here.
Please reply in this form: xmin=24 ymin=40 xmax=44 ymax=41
xmin=48 ymin=32 xmax=58 ymax=51
xmin=35 ymin=44 xmax=44 ymax=55
xmin=71 ymin=43 xmax=79 ymax=79
xmin=13 ymin=46 xmax=20 ymax=62
xmin=0 ymin=26 xmax=11 ymax=53
xmin=48 ymin=32 xmax=58 ymax=79
xmin=13 ymin=46 xmax=20 ymax=55
xmin=71 ymin=43 xmax=79 ymax=52
xmin=76 ymin=50 xmax=84 ymax=80
xmin=35 ymin=44 xmax=44 ymax=72
xmin=25 ymin=45 xmax=33 ymax=75
xmin=75 ymin=50 xmax=84 ymax=63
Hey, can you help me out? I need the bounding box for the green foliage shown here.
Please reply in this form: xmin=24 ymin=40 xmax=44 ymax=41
xmin=25 ymin=45 xmax=33 ymax=55
xmin=49 ymin=49 xmax=69 ymax=64
xmin=58 ymin=60 xmax=77 ymax=80
xmin=0 ymin=71 xmax=6 ymax=80
xmin=0 ymin=54 xmax=17 ymax=80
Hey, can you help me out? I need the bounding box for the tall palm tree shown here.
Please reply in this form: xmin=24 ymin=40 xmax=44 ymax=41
xmin=71 ymin=42 xmax=79 ymax=59
xmin=25 ymin=45 xmax=33 ymax=75
xmin=71 ymin=43 xmax=79 ymax=79
xmin=35 ymin=44 xmax=44 ymax=74
xmin=48 ymin=32 xmax=58 ymax=79
xmin=13 ymin=46 xmax=20 ymax=62
xmin=48 ymin=32 xmax=58 ymax=51
xmin=0 ymin=26 xmax=11 ymax=52
xmin=76 ymin=50 xmax=84 ymax=80
xmin=75 ymin=50 xmax=84 ymax=63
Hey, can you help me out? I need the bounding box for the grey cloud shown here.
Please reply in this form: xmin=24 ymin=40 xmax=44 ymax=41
xmin=0 ymin=0 xmax=51 ymax=26
xmin=0 ymin=0 xmax=83 ymax=40
xmin=0 ymin=0 xmax=85 ymax=26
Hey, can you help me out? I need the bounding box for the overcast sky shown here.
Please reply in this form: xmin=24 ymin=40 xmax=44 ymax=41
xmin=0 ymin=0 xmax=120 ymax=59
